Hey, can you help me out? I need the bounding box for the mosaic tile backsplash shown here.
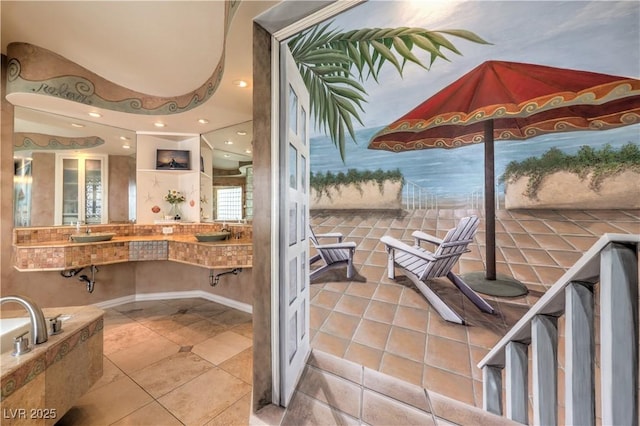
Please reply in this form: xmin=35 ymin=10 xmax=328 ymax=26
xmin=129 ymin=241 xmax=168 ymax=261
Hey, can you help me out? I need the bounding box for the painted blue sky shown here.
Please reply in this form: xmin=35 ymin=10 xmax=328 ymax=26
xmin=313 ymin=0 xmax=640 ymax=132
xmin=308 ymin=1 xmax=640 ymax=198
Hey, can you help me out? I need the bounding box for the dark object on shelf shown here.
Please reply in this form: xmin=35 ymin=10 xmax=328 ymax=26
xmin=156 ymin=149 xmax=190 ymax=170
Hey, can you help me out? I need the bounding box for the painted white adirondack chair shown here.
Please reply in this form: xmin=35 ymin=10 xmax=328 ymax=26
xmin=381 ymin=215 xmax=494 ymax=324
xmin=309 ymin=227 xmax=357 ymax=280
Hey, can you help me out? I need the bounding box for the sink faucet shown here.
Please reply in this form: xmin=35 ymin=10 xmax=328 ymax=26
xmin=0 ymin=295 xmax=48 ymax=344
xmin=75 ymin=220 xmax=91 ymax=234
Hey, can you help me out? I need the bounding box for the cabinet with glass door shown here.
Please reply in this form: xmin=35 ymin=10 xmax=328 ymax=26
xmin=56 ymin=155 xmax=108 ymax=226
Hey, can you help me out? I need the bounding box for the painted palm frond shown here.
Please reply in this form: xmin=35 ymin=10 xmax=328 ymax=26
xmin=289 ymin=22 xmax=491 ymax=161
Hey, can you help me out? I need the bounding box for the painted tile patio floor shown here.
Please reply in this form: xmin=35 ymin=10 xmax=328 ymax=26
xmin=309 ymin=208 xmax=639 ymax=408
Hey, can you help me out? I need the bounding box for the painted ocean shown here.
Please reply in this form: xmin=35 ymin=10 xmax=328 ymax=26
xmin=310 ymin=124 xmax=640 ymax=201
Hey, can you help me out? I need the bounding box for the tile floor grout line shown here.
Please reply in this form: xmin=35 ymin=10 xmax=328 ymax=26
xmin=359 ymin=364 xmax=365 ymax=424
xmin=463 ymin=321 xmax=480 ymax=409
xmin=111 ymin=369 xmax=167 ymax=425
xmin=423 ymin=387 xmax=439 ymax=425
xmin=423 ymin=314 xmax=432 ymax=390
xmin=100 ymin=301 xmax=253 ymax=425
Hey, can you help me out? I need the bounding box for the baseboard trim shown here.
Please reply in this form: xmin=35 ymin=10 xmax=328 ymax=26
xmin=93 ymin=295 xmax=136 ymax=309
xmin=92 ymin=290 xmax=252 ymax=313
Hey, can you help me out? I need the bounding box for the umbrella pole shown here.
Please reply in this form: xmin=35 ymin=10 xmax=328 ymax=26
xmin=463 ymin=119 xmax=528 ymax=298
xmin=484 ymin=120 xmax=496 ymax=281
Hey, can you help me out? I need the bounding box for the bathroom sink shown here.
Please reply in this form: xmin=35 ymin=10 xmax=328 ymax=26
xmin=70 ymin=232 xmax=116 ymax=243
xmin=195 ymin=231 xmax=230 ymax=242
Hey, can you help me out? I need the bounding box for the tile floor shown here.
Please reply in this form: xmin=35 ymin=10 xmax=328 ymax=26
xmin=277 ymin=349 xmax=514 ymax=426
xmin=56 ymin=208 xmax=638 ymax=424
xmin=57 ymin=298 xmax=253 ymax=426
xmin=309 ymin=208 xmax=639 ymax=408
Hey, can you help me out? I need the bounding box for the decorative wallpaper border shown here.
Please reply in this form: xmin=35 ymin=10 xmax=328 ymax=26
xmin=14 ymin=132 xmax=104 ymax=151
xmin=6 ymin=1 xmax=240 ymax=115
xmin=0 ymin=317 xmax=103 ymax=401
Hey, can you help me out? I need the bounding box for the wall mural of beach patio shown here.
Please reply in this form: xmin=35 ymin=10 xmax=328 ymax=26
xmin=294 ymin=3 xmax=639 ymax=418
xmin=303 ymin=1 xmax=640 ymax=211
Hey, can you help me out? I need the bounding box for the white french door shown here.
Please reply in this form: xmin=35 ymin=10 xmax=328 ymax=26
xmin=279 ymin=43 xmax=310 ymax=406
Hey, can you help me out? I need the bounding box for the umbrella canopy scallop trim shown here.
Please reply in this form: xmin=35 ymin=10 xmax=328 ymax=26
xmin=369 ymin=61 xmax=640 ymax=151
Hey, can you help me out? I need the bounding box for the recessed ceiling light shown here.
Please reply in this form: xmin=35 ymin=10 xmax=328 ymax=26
xmin=88 ymin=112 xmax=102 ymax=118
xmin=154 ymin=122 xmax=166 ymax=128
xmin=122 ymin=144 xmax=131 ymax=149
xmin=224 ymin=140 xmax=233 ymax=145
xmin=245 ymin=149 xmax=252 ymax=154
xmin=233 ymin=80 xmax=248 ymax=88
xmin=236 ymin=130 xmax=247 ymax=136
xmin=198 ymin=118 xmax=209 ymax=124
xmin=120 ymin=136 xmax=130 ymax=141
xmin=223 ymin=154 xmax=231 ymax=158
xmin=71 ymin=123 xmax=85 ymax=128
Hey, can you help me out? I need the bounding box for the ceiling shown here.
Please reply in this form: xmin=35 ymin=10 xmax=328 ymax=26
xmin=1 ymin=0 xmax=281 ymax=164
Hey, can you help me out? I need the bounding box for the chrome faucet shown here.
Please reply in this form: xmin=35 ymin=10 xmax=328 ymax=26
xmin=0 ymin=295 xmax=48 ymax=344
xmin=75 ymin=220 xmax=91 ymax=234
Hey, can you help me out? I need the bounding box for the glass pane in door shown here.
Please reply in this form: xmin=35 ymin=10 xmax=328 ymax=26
xmin=289 ymin=144 xmax=297 ymax=189
xmin=62 ymin=158 xmax=79 ymax=225
xmin=289 ymin=85 xmax=298 ymax=133
xmin=84 ymin=159 xmax=102 ymax=224
xmin=300 ymin=302 xmax=306 ymax=340
xmin=289 ymin=202 xmax=297 ymax=246
xmin=301 ymin=107 xmax=307 ymax=145
xmin=289 ymin=258 xmax=297 ymax=304
xmin=288 ymin=312 xmax=297 ymax=362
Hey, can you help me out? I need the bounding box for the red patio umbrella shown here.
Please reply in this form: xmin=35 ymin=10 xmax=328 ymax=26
xmin=369 ymin=60 xmax=640 ymax=295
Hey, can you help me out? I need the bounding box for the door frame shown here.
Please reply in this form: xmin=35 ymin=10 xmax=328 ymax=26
xmin=251 ymin=0 xmax=364 ymax=411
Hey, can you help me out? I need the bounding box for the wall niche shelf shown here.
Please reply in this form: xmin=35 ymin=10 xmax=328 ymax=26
xmin=137 ymin=169 xmax=194 ymax=174
xmin=136 ymin=132 xmax=207 ymax=224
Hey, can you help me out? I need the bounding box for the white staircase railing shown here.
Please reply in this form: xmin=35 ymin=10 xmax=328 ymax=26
xmin=478 ymin=233 xmax=639 ymax=425
xmin=403 ymin=180 xmax=436 ymax=210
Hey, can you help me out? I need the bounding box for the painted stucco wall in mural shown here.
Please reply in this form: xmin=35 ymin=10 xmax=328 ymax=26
xmin=311 ymin=179 xmax=403 ymax=210
xmin=505 ymin=170 xmax=640 ymax=210
xmin=306 ymin=1 xmax=640 ymax=210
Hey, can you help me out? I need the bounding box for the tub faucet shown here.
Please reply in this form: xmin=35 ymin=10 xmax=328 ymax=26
xmin=0 ymin=295 xmax=48 ymax=344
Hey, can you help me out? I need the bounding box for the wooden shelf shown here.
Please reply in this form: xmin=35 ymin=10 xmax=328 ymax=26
xmin=138 ymin=169 xmax=195 ymax=175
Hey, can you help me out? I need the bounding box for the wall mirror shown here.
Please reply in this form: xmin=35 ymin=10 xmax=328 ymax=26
xmin=13 ymin=106 xmax=137 ymax=227
xmin=201 ymin=120 xmax=253 ymax=221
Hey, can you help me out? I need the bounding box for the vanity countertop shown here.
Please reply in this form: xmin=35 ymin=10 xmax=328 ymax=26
xmin=15 ymin=234 xmax=252 ymax=248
